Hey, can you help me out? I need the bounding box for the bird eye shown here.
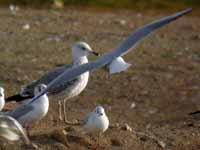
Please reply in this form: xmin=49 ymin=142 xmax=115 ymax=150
xmin=82 ymin=47 xmax=86 ymax=51
xmin=38 ymin=87 xmax=42 ymax=92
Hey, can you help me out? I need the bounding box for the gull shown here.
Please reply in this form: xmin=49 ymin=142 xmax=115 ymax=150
xmin=4 ymin=84 xmax=49 ymax=137
xmin=6 ymin=42 xmax=99 ymax=123
xmin=83 ymin=106 xmax=109 ymax=146
xmin=27 ymin=8 xmax=192 ymax=105
xmin=0 ymin=87 xmax=5 ymax=111
xmin=0 ymin=115 xmax=37 ymax=148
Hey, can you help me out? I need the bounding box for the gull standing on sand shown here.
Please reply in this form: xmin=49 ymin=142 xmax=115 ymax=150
xmin=0 ymin=87 xmax=5 ymax=111
xmin=83 ymin=106 xmax=109 ymax=146
xmin=4 ymin=84 xmax=49 ymax=136
xmin=0 ymin=115 xmax=37 ymax=148
xmin=27 ymin=9 xmax=192 ymax=105
xmin=6 ymin=42 xmax=99 ymax=123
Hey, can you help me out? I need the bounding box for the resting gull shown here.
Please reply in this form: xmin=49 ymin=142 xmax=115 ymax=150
xmin=83 ymin=106 xmax=109 ymax=147
xmin=4 ymin=84 xmax=49 ymax=137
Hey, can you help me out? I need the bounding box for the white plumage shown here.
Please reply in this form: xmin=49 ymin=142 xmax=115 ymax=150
xmin=7 ymin=84 xmax=49 ymax=126
xmin=83 ymin=106 xmax=109 ymax=135
xmin=0 ymin=87 xmax=5 ymax=111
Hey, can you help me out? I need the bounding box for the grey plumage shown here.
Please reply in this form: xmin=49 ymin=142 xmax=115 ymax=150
xmin=83 ymin=112 xmax=93 ymax=126
xmin=7 ymin=105 xmax=34 ymax=120
xmin=22 ymin=64 xmax=79 ymax=96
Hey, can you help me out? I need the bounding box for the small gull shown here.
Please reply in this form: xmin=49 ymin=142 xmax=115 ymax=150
xmin=4 ymin=84 xmax=49 ymax=137
xmin=83 ymin=106 xmax=109 ymax=146
xmin=0 ymin=115 xmax=37 ymax=148
xmin=9 ymin=5 xmax=19 ymax=15
xmin=6 ymin=42 xmax=99 ymax=124
xmin=0 ymin=87 xmax=5 ymax=111
xmin=27 ymin=8 xmax=192 ymax=105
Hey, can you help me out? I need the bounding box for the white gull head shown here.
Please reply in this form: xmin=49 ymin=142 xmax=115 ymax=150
xmin=34 ymin=84 xmax=47 ymax=96
xmin=94 ymin=106 xmax=105 ymax=116
xmin=72 ymin=42 xmax=98 ymax=60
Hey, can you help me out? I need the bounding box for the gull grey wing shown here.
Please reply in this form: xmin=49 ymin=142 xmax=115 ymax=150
xmin=114 ymin=8 xmax=192 ymax=57
xmin=8 ymin=105 xmax=34 ymax=120
xmin=22 ymin=64 xmax=72 ymax=96
xmin=83 ymin=112 xmax=94 ymax=125
xmin=29 ymin=8 xmax=192 ymax=103
xmin=48 ymin=76 xmax=79 ymax=94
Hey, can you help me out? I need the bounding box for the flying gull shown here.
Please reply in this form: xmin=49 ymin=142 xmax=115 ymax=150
xmin=28 ymin=8 xmax=192 ymax=105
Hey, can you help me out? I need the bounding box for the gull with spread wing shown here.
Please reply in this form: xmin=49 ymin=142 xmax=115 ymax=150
xmin=28 ymin=9 xmax=192 ymax=106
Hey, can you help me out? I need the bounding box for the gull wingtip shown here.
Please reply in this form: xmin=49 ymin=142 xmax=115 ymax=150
xmin=182 ymin=8 xmax=192 ymax=14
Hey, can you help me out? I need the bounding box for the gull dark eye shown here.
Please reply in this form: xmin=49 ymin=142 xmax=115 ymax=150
xmin=38 ymin=87 xmax=43 ymax=92
xmin=82 ymin=47 xmax=86 ymax=51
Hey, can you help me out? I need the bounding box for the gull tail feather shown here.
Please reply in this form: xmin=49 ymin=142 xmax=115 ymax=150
xmin=108 ymin=57 xmax=131 ymax=74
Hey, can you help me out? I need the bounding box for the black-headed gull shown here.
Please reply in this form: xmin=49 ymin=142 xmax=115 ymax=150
xmin=4 ymin=84 xmax=49 ymax=137
xmin=83 ymin=106 xmax=109 ymax=146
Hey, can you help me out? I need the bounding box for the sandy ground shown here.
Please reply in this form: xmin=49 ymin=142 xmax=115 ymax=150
xmin=0 ymin=6 xmax=199 ymax=150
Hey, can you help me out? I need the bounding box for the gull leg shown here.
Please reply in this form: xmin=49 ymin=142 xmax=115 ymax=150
xmin=24 ymin=124 xmax=38 ymax=149
xmin=98 ymin=134 xmax=100 ymax=150
xmin=63 ymin=99 xmax=79 ymax=125
xmin=63 ymin=99 xmax=69 ymax=124
xmin=25 ymin=124 xmax=31 ymax=138
xmin=59 ymin=100 xmax=63 ymax=121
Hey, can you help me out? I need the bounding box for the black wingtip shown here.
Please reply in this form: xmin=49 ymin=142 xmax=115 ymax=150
xmin=5 ymin=94 xmax=33 ymax=102
xmin=180 ymin=8 xmax=192 ymax=15
xmin=188 ymin=110 xmax=200 ymax=116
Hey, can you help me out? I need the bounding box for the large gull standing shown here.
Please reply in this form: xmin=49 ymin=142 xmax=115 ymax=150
xmin=6 ymin=42 xmax=99 ymax=123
